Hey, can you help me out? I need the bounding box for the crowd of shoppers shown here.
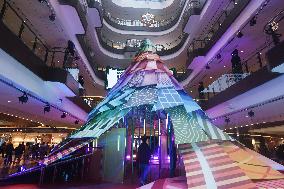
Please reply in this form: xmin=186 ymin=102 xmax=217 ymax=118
xmin=0 ymin=141 xmax=54 ymax=166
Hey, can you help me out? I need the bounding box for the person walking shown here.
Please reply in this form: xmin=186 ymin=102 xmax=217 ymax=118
xmin=137 ymin=136 xmax=151 ymax=186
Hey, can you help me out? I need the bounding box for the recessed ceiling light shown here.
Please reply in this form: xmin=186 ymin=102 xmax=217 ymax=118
xmin=7 ymin=101 xmax=11 ymax=103
xmin=241 ymin=50 xmax=244 ymax=53
xmin=223 ymin=65 xmax=226 ymax=68
xmin=210 ymin=76 xmax=213 ymax=79
xmin=245 ymin=115 xmax=249 ymax=117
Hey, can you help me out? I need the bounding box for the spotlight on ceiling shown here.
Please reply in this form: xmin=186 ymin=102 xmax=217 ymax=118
xmin=49 ymin=13 xmax=56 ymax=21
xmin=61 ymin=112 xmax=67 ymax=119
xmin=18 ymin=92 xmax=28 ymax=104
xmin=225 ymin=117 xmax=230 ymax=124
xmin=75 ymin=120 xmax=79 ymax=124
xmin=44 ymin=104 xmax=51 ymax=114
xmin=205 ymin=64 xmax=210 ymax=69
xmin=249 ymin=16 xmax=257 ymax=26
xmin=216 ymin=53 xmax=221 ymax=59
xmin=236 ymin=31 xmax=243 ymax=38
xmin=248 ymin=110 xmax=255 ymax=117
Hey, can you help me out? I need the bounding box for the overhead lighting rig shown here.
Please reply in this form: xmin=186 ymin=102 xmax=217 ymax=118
xmin=44 ymin=104 xmax=51 ymax=114
xmin=18 ymin=92 xmax=28 ymax=104
xmin=61 ymin=112 xmax=67 ymax=119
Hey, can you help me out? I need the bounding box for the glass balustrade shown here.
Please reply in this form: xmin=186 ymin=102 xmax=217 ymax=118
xmin=99 ymin=31 xmax=186 ymax=53
xmin=1 ymin=1 xmax=49 ymax=62
xmin=0 ymin=1 xmax=75 ymax=69
xmin=104 ymin=0 xmax=187 ymax=28
xmin=187 ymin=0 xmax=244 ymax=55
xmin=197 ymin=41 xmax=278 ymax=101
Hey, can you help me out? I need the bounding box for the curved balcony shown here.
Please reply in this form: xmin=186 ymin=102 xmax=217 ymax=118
xmin=103 ymin=0 xmax=207 ymax=33
xmin=103 ymin=0 xmax=187 ymax=32
xmin=110 ymin=0 xmax=174 ymax=9
xmin=96 ymin=29 xmax=188 ymax=56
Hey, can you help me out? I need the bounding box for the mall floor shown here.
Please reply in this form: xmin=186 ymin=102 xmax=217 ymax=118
xmin=0 ymin=183 xmax=138 ymax=189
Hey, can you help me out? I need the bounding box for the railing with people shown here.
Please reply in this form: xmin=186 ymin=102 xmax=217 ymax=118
xmin=103 ymin=0 xmax=187 ymax=31
xmin=186 ymin=0 xmax=251 ymax=67
xmin=61 ymin=0 xmax=207 ymax=56
xmin=197 ymin=6 xmax=284 ymax=101
xmin=0 ymin=0 xmax=80 ymax=70
xmin=0 ymin=145 xmax=103 ymax=185
xmin=195 ymin=40 xmax=279 ymax=102
xmin=97 ymin=30 xmax=188 ymax=56
xmin=103 ymin=0 xmax=206 ymax=32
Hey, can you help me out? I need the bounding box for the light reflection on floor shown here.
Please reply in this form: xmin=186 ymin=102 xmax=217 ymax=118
xmin=0 ymin=183 xmax=138 ymax=189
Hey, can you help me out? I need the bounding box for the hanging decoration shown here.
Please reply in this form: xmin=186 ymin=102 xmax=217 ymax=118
xmin=141 ymin=12 xmax=156 ymax=26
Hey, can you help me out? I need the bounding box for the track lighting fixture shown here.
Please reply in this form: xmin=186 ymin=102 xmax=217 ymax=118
xmin=205 ymin=64 xmax=210 ymax=69
xmin=18 ymin=92 xmax=28 ymax=104
xmin=249 ymin=16 xmax=257 ymax=26
xmin=216 ymin=53 xmax=221 ymax=59
xmin=61 ymin=112 xmax=67 ymax=119
xmin=225 ymin=117 xmax=230 ymax=124
xmin=236 ymin=31 xmax=243 ymax=38
xmin=248 ymin=110 xmax=255 ymax=118
xmin=44 ymin=104 xmax=51 ymax=114
xmin=49 ymin=13 xmax=56 ymax=21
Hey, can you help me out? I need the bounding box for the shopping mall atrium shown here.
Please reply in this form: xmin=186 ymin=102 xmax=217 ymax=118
xmin=0 ymin=0 xmax=284 ymax=188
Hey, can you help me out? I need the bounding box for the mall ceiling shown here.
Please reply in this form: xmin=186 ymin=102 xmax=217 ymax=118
xmin=0 ymin=79 xmax=82 ymax=128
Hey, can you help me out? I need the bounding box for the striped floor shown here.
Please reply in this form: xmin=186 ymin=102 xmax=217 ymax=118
xmin=179 ymin=142 xmax=257 ymax=189
xmin=256 ymin=179 xmax=284 ymax=188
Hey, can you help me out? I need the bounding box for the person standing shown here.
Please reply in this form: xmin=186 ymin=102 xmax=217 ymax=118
xmin=198 ymin=82 xmax=205 ymax=100
xmin=23 ymin=143 xmax=30 ymax=161
xmin=4 ymin=141 xmax=13 ymax=165
xmin=137 ymin=136 xmax=151 ymax=186
xmin=14 ymin=145 xmax=21 ymax=164
xmin=0 ymin=142 xmax=6 ymax=158
xmin=231 ymin=49 xmax=243 ymax=74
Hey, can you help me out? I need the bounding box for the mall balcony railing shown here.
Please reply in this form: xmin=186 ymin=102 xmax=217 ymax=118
xmin=186 ymin=0 xmax=251 ymax=68
xmin=131 ymin=0 xmax=168 ymax=2
xmin=265 ymin=10 xmax=284 ymax=72
xmin=76 ymin=34 xmax=106 ymax=81
xmin=96 ymin=30 xmax=189 ymax=56
xmin=0 ymin=0 xmax=83 ymax=96
xmin=58 ymin=0 xmax=105 ymax=81
xmin=0 ymin=147 xmax=103 ymax=185
xmin=103 ymin=0 xmax=187 ymax=32
xmin=195 ymin=39 xmax=283 ymax=110
xmin=93 ymin=0 xmax=206 ymax=55
xmin=58 ymin=0 xmax=103 ymax=31
xmin=61 ymin=0 xmax=206 ymax=58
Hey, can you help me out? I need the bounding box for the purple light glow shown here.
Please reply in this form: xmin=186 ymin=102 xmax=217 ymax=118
xmin=153 ymin=156 xmax=159 ymax=160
